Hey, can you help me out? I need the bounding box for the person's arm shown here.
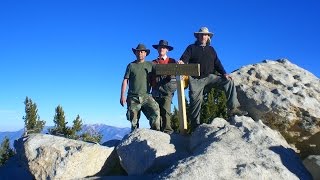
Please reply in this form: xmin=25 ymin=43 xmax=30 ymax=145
xmin=211 ymin=47 xmax=227 ymax=75
xmin=215 ymin=57 xmax=232 ymax=79
xmin=216 ymin=58 xmax=232 ymax=80
xmin=214 ymin=57 xmax=227 ymax=75
xmin=120 ymin=64 xmax=131 ymax=106
xmin=177 ymin=45 xmax=192 ymax=64
xmin=120 ymin=78 xmax=128 ymax=106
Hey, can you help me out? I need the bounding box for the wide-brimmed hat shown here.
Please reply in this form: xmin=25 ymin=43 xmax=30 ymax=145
xmin=132 ymin=43 xmax=150 ymax=56
xmin=152 ymin=40 xmax=173 ymax=51
xmin=194 ymin=27 xmax=214 ymax=38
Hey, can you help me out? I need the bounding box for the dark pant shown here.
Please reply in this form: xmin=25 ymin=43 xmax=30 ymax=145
xmin=188 ymin=74 xmax=240 ymax=129
xmin=154 ymin=95 xmax=174 ymax=134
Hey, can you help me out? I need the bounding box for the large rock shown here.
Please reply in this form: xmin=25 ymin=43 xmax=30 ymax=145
xmin=116 ymin=129 xmax=178 ymax=175
xmin=158 ymin=116 xmax=311 ymax=180
xmin=232 ymin=59 xmax=320 ymax=157
xmin=303 ymin=155 xmax=320 ymax=180
xmin=15 ymin=134 xmax=114 ymax=179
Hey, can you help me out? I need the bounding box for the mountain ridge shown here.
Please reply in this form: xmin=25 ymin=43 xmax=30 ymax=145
xmin=0 ymin=124 xmax=130 ymax=148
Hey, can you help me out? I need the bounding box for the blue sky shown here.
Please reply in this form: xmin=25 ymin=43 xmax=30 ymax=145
xmin=1 ymin=0 xmax=319 ymax=131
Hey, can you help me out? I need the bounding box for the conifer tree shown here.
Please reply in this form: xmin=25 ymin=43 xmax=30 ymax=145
xmin=69 ymin=115 xmax=103 ymax=143
xmin=170 ymin=98 xmax=192 ymax=133
xmin=170 ymin=106 xmax=179 ymax=132
xmin=0 ymin=137 xmax=15 ymax=166
xmin=70 ymin=115 xmax=83 ymax=139
xmin=81 ymin=132 xmax=102 ymax=144
xmin=48 ymin=107 xmax=103 ymax=143
xmin=23 ymin=96 xmax=45 ymax=134
xmin=50 ymin=105 xmax=70 ymax=136
xmin=170 ymin=89 xmax=227 ymax=133
xmin=201 ymin=88 xmax=227 ymax=124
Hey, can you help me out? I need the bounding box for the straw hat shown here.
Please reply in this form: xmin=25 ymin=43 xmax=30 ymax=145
xmin=194 ymin=27 xmax=213 ymax=38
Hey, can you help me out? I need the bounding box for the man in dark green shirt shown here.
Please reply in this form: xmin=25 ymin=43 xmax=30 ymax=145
xmin=120 ymin=43 xmax=160 ymax=131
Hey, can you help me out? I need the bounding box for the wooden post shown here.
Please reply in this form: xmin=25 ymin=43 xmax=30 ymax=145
xmin=155 ymin=64 xmax=200 ymax=134
xmin=176 ymin=75 xmax=188 ymax=134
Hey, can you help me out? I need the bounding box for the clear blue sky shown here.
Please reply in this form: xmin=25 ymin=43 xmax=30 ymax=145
xmin=1 ymin=0 xmax=319 ymax=131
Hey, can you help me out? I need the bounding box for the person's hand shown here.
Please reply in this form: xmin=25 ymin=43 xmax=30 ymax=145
xmin=224 ymin=74 xmax=232 ymax=80
xmin=120 ymin=96 xmax=126 ymax=107
xmin=177 ymin=60 xmax=184 ymax=64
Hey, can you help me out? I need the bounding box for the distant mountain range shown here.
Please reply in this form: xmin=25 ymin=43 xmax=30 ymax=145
xmin=0 ymin=124 xmax=130 ymax=148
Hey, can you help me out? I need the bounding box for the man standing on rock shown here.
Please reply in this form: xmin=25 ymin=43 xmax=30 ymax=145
xmin=120 ymin=43 xmax=161 ymax=132
xmin=177 ymin=27 xmax=247 ymax=130
xmin=151 ymin=40 xmax=177 ymax=134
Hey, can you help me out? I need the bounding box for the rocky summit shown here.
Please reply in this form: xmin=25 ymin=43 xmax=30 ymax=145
xmin=1 ymin=116 xmax=312 ymax=179
xmin=232 ymin=59 xmax=320 ymax=158
xmin=0 ymin=59 xmax=317 ymax=179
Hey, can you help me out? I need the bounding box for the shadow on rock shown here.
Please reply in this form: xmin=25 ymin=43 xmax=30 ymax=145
xmin=269 ymin=146 xmax=312 ymax=180
xmin=92 ymin=148 xmax=128 ymax=177
xmin=147 ymin=133 xmax=191 ymax=174
xmin=102 ymin=139 xmax=121 ymax=148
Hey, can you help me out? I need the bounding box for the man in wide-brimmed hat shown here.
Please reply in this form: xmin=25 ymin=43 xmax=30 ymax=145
xmin=177 ymin=27 xmax=247 ymax=130
xmin=120 ymin=43 xmax=160 ymax=131
xmin=151 ymin=40 xmax=177 ymax=134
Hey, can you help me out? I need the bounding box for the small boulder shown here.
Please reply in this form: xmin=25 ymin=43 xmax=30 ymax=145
xmin=116 ymin=129 xmax=176 ymax=175
xmin=15 ymin=134 xmax=114 ymax=179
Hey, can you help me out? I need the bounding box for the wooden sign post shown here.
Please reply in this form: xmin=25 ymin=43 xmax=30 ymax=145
xmin=155 ymin=64 xmax=200 ymax=134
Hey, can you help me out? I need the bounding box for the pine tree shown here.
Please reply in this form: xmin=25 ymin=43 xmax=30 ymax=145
xmin=48 ymin=107 xmax=103 ymax=143
xmin=70 ymin=115 xmax=83 ymax=139
xmin=69 ymin=115 xmax=103 ymax=143
xmin=201 ymin=88 xmax=227 ymax=124
xmin=170 ymin=106 xmax=179 ymax=132
xmin=49 ymin=105 xmax=70 ymax=136
xmin=170 ymin=88 xmax=227 ymax=133
xmin=170 ymin=98 xmax=192 ymax=133
xmin=0 ymin=137 xmax=15 ymax=166
xmin=81 ymin=132 xmax=102 ymax=144
xmin=23 ymin=97 xmax=45 ymax=134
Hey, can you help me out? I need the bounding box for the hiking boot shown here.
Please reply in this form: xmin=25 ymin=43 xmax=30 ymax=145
xmin=228 ymin=108 xmax=248 ymax=116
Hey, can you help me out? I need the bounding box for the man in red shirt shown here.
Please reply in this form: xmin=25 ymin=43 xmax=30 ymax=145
xmin=151 ymin=40 xmax=177 ymax=134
